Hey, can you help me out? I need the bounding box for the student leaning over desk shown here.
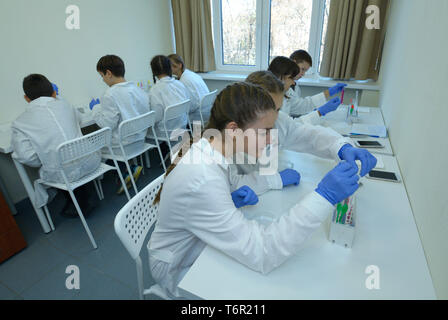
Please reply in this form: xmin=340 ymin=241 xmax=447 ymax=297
xmin=148 ymin=55 xmax=191 ymax=140
xmin=228 ymin=71 xmax=377 ymax=196
xmin=147 ymin=82 xmax=376 ymax=298
xmin=11 ymin=74 xmax=101 ymax=216
xmin=168 ymin=54 xmax=210 ymax=124
xmin=268 ymin=55 xmax=346 ymax=123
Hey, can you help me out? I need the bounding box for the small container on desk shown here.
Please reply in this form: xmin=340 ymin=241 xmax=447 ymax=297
xmin=329 ymin=196 xmax=356 ymax=248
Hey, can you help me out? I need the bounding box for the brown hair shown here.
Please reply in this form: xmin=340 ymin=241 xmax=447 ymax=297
xmin=268 ymin=56 xmax=300 ymax=80
xmin=96 ymin=55 xmax=125 ymax=77
xmin=290 ymin=50 xmax=313 ymax=66
xmin=153 ymin=82 xmax=276 ymax=204
xmin=245 ymin=71 xmax=284 ymax=95
xmin=168 ymin=54 xmax=185 ymax=72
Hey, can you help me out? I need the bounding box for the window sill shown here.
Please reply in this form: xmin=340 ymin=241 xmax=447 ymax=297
xmin=198 ymin=71 xmax=381 ymax=91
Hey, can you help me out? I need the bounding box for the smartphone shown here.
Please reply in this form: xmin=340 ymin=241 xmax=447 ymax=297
xmin=366 ymin=170 xmax=401 ymax=183
xmin=355 ymin=140 xmax=384 ymax=148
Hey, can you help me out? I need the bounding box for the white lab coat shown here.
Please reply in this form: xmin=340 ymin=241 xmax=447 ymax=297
xmin=11 ymin=97 xmax=101 ymax=207
xmin=147 ymin=137 xmax=335 ymax=298
xmin=282 ymin=82 xmax=327 ymax=117
xmin=179 ymin=69 xmax=210 ymax=123
xmin=92 ymin=81 xmax=150 ymax=155
xmin=148 ymin=77 xmax=190 ymax=140
xmin=229 ymin=111 xmax=352 ymax=195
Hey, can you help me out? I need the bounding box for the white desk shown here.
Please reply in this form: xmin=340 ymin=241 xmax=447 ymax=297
xmin=0 ymin=112 xmax=96 ymax=233
xmin=320 ymin=106 xmax=394 ymax=156
xmin=178 ymin=150 xmax=436 ymax=300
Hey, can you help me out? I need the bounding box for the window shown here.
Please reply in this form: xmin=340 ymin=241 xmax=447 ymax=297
xmin=212 ymin=0 xmax=331 ymax=74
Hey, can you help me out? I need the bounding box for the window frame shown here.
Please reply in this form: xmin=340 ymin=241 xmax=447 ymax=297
xmin=211 ymin=0 xmax=328 ymax=75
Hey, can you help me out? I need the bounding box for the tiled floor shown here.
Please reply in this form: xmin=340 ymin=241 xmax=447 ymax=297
xmin=0 ymin=151 xmax=165 ymax=300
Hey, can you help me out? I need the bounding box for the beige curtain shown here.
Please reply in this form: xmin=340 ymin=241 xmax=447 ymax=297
xmin=171 ymin=0 xmax=216 ymax=72
xmin=320 ymin=0 xmax=390 ymax=81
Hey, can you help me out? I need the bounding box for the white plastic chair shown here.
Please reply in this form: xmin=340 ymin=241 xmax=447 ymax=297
xmin=38 ymin=128 xmax=130 ymax=249
xmin=199 ymin=89 xmax=218 ymax=128
xmin=147 ymin=100 xmax=192 ymax=155
xmin=114 ymin=174 xmax=171 ymax=300
xmin=102 ymin=111 xmax=166 ymax=195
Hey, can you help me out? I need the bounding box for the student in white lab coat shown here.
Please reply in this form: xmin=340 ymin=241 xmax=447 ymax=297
xmin=148 ymin=55 xmax=191 ymax=142
xmin=268 ymin=56 xmax=343 ymax=122
xmin=289 ymin=50 xmax=347 ymax=118
xmin=11 ymin=74 xmax=101 ymax=217
xmin=147 ymin=82 xmax=375 ymax=298
xmin=229 ymin=71 xmax=377 ymax=195
xmin=90 ymin=55 xmax=150 ymax=192
xmin=168 ymin=54 xmax=210 ymax=124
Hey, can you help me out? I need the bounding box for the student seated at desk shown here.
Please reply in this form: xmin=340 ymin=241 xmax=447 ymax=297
xmin=11 ymin=74 xmax=101 ymax=218
xmin=268 ymin=56 xmax=345 ymax=123
xmin=147 ymin=82 xmax=376 ymax=298
xmin=228 ymin=71 xmax=377 ymax=196
xmin=168 ymin=54 xmax=210 ymax=124
xmin=148 ymin=55 xmax=190 ymax=146
xmin=90 ymin=55 xmax=149 ymax=192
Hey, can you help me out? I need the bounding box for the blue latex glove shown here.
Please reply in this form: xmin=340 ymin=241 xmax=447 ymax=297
xmin=51 ymin=83 xmax=59 ymax=95
xmin=315 ymin=161 xmax=360 ymax=206
xmin=338 ymin=144 xmax=377 ymax=177
xmin=328 ymin=83 xmax=347 ymax=96
xmin=279 ymin=169 xmax=301 ymax=187
xmin=231 ymin=185 xmax=259 ymax=209
xmin=89 ymin=98 xmax=100 ymax=110
xmin=318 ymin=97 xmax=341 ymax=116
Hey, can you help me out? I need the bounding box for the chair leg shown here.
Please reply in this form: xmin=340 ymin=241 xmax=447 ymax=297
xmin=113 ymin=160 xmax=131 ymax=201
xmin=136 ymin=257 xmax=144 ymax=300
xmin=144 ymin=151 xmax=151 ymax=169
xmin=124 ymin=160 xmax=139 ymax=196
xmin=93 ymin=180 xmax=102 ymax=201
xmin=43 ymin=205 xmax=55 ymax=231
xmin=97 ymin=178 xmax=104 ymax=200
xmin=139 ymin=155 xmax=145 ymax=175
xmin=156 ymin=144 xmax=167 ymax=172
xmin=67 ymin=189 xmax=97 ymax=249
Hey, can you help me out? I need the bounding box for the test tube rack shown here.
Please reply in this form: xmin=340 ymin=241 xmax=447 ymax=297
xmin=329 ymin=196 xmax=356 ymax=248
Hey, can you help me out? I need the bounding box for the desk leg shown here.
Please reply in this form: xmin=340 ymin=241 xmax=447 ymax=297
xmin=12 ymin=160 xmax=51 ymax=233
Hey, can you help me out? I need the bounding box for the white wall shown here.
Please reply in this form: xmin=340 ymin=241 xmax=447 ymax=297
xmin=379 ymin=0 xmax=448 ymax=299
xmin=0 ymin=0 xmax=173 ymax=202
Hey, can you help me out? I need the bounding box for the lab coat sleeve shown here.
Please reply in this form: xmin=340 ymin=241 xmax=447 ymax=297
xmin=278 ymin=112 xmax=352 ymax=161
xmin=10 ymin=127 xmax=41 ymax=167
xmin=148 ymin=92 xmax=164 ymax=123
xmin=289 ymin=92 xmax=327 ymax=116
xmin=295 ymin=110 xmax=321 ymax=126
xmin=185 ymin=178 xmax=334 ymax=274
xmin=91 ymin=94 xmax=120 ymax=131
xmin=228 ymin=164 xmax=283 ymax=195
xmin=184 ymin=81 xmax=199 ymax=113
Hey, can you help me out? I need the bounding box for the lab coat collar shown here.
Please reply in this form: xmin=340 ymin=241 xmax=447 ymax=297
xmin=111 ymin=81 xmax=130 ymax=88
xmin=156 ymin=76 xmax=174 ymax=83
xmin=28 ymin=96 xmax=56 ymax=109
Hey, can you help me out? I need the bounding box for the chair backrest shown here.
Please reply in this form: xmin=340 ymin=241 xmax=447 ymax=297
xmin=114 ymin=174 xmax=164 ymax=260
xmin=164 ymin=99 xmax=191 ymax=122
xmin=200 ymin=90 xmax=218 ymax=115
xmin=118 ymin=111 xmax=156 ymax=142
xmin=57 ymin=127 xmax=111 ymax=165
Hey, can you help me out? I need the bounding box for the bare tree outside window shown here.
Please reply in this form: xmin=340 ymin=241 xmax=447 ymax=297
xmin=221 ymin=0 xmax=257 ymax=66
xmin=319 ymin=0 xmax=331 ymax=72
xmin=269 ymin=0 xmax=313 ymax=63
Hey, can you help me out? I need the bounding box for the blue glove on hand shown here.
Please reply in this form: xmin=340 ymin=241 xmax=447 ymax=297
xmin=51 ymin=83 xmax=59 ymax=95
xmin=89 ymin=98 xmax=100 ymax=110
xmin=338 ymin=144 xmax=377 ymax=177
xmin=231 ymin=185 xmax=259 ymax=209
xmin=315 ymin=161 xmax=360 ymax=206
xmin=318 ymin=97 xmax=341 ymax=116
xmin=279 ymin=169 xmax=301 ymax=187
xmin=328 ymin=83 xmax=347 ymax=96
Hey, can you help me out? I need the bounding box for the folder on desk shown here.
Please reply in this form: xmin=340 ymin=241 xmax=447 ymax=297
xmin=350 ymin=124 xmax=387 ymax=138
